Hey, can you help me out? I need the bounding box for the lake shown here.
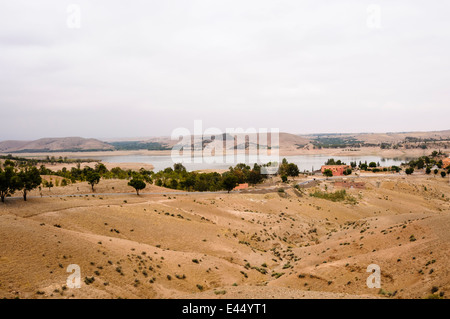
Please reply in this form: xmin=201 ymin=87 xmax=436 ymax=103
xmin=86 ymin=154 xmax=410 ymax=173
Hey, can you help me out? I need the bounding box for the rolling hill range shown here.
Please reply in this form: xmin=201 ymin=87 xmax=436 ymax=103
xmin=304 ymin=130 xmax=450 ymax=145
xmin=1 ymin=174 xmax=449 ymax=299
xmin=0 ymin=130 xmax=449 ymax=153
xmin=0 ymin=137 xmax=114 ymax=153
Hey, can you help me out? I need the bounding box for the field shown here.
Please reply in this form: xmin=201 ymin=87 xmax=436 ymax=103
xmin=1 ymin=173 xmax=449 ymax=299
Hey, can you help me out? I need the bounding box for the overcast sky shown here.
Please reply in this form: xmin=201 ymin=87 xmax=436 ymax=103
xmin=0 ymin=0 xmax=449 ymax=140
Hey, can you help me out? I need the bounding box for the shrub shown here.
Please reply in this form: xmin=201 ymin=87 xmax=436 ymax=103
xmin=310 ymin=189 xmax=356 ymax=204
xmin=84 ymin=277 xmax=95 ymax=285
xmin=323 ymin=169 xmax=333 ymax=177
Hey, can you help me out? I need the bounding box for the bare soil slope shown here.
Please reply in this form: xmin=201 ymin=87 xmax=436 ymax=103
xmin=0 ymin=137 xmax=113 ymax=152
xmin=0 ymin=175 xmax=449 ymax=299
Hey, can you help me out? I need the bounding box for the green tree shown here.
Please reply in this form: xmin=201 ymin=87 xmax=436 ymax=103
xmin=221 ymin=175 xmax=238 ymax=193
xmin=323 ymin=169 xmax=333 ymax=178
xmin=0 ymin=166 xmax=17 ymax=203
xmin=416 ymin=159 xmax=425 ymax=169
xmin=281 ymin=175 xmax=288 ymax=183
xmin=325 ymin=158 xmax=345 ymax=165
xmin=3 ymin=159 xmax=15 ymax=168
xmin=14 ymin=167 xmax=42 ymax=201
xmin=391 ymin=166 xmax=401 ymax=173
xmin=86 ymin=172 xmax=101 ymax=192
xmin=441 ymin=171 xmax=447 ymax=178
xmin=128 ymin=178 xmax=146 ymax=195
xmin=248 ymin=164 xmax=263 ymax=185
xmin=173 ymin=163 xmax=186 ymax=172
xmin=426 ymin=167 xmax=431 ymax=174
xmin=405 ymin=168 xmax=414 ymax=175
xmin=42 ymin=180 xmax=54 ymax=191
xmin=369 ymin=162 xmax=377 ymax=168
xmin=287 ymin=163 xmax=300 ymax=177
xmin=169 ymin=179 xmax=178 ymax=189
xmin=95 ymin=163 xmax=108 ymax=175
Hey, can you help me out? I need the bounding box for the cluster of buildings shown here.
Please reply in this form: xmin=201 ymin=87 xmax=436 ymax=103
xmin=320 ymin=165 xmax=351 ymax=176
xmin=443 ymin=157 xmax=450 ymax=169
xmin=320 ymin=157 xmax=450 ymax=177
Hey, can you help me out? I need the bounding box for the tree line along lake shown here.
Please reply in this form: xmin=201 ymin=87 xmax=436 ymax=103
xmin=80 ymin=154 xmax=411 ymax=173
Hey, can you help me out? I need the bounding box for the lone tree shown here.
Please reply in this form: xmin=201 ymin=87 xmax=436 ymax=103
xmin=86 ymin=172 xmax=101 ymax=192
xmin=441 ymin=171 xmax=447 ymax=178
xmin=43 ymin=180 xmax=54 ymax=191
xmin=128 ymin=178 xmax=146 ymax=195
xmin=405 ymin=168 xmax=414 ymax=175
xmin=221 ymin=175 xmax=238 ymax=193
xmin=287 ymin=163 xmax=300 ymax=177
xmin=14 ymin=167 xmax=42 ymax=201
xmin=0 ymin=166 xmax=16 ymax=203
xmin=323 ymin=169 xmax=333 ymax=178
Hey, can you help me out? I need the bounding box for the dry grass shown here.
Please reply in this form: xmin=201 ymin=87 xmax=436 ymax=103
xmin=0 ymin=175 xmax=449 ymax=299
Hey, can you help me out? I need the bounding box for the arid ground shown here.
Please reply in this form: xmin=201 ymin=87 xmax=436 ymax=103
xmin=1 ymin=173 xmax=449 ymax=299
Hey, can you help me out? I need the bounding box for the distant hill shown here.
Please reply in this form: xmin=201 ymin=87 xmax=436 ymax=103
xmin=106 ymin=132 xmax=312 ymax=152
xmin=301 ymin=130 xmax=450 ymax=149
xmin=0 ymin=137 xmax=114 ymax=153
xmin=104 ymin=130 xmax=450 ymax=151
xmin=1 ymin=129 xmax=448 ymax=153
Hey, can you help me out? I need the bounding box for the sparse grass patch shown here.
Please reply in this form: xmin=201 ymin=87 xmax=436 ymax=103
xmin=309 ymin=189 xmax=357 ymax=204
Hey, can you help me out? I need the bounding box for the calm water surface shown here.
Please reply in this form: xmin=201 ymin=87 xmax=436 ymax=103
xmin=85 ymin=154 xmax=411 ymax=173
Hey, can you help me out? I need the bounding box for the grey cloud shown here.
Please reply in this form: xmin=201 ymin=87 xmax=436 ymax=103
xmin=0 ymin=0 xmax=449 ymax=140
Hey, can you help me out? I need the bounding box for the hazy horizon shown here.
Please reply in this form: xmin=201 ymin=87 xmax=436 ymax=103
xmin=1 ymin=1 xmax=450 ymax=140
xmin=2 ymin=127 xmax=450 ymax=143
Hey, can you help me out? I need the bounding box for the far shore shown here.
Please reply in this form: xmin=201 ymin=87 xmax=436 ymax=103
xmin=1 ymin=146 xmax=444 ymax=159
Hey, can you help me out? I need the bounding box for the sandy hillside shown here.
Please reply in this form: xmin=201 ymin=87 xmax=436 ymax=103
xmin=0 ymin=175 xmax=449 ymax=299
xmin=0 ymin=137 xmax=113 ymax=152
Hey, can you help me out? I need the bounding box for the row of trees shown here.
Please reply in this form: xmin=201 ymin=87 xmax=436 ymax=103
xmin=322 ymin=158 xmax=406 ymax=176
xmin=151 ymin=162 xmax=268 ymax=193
xmin=1 ymin=157 xmax=303 ymax=200
xmin=407 ymin=155 xmax=445 ymax=170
